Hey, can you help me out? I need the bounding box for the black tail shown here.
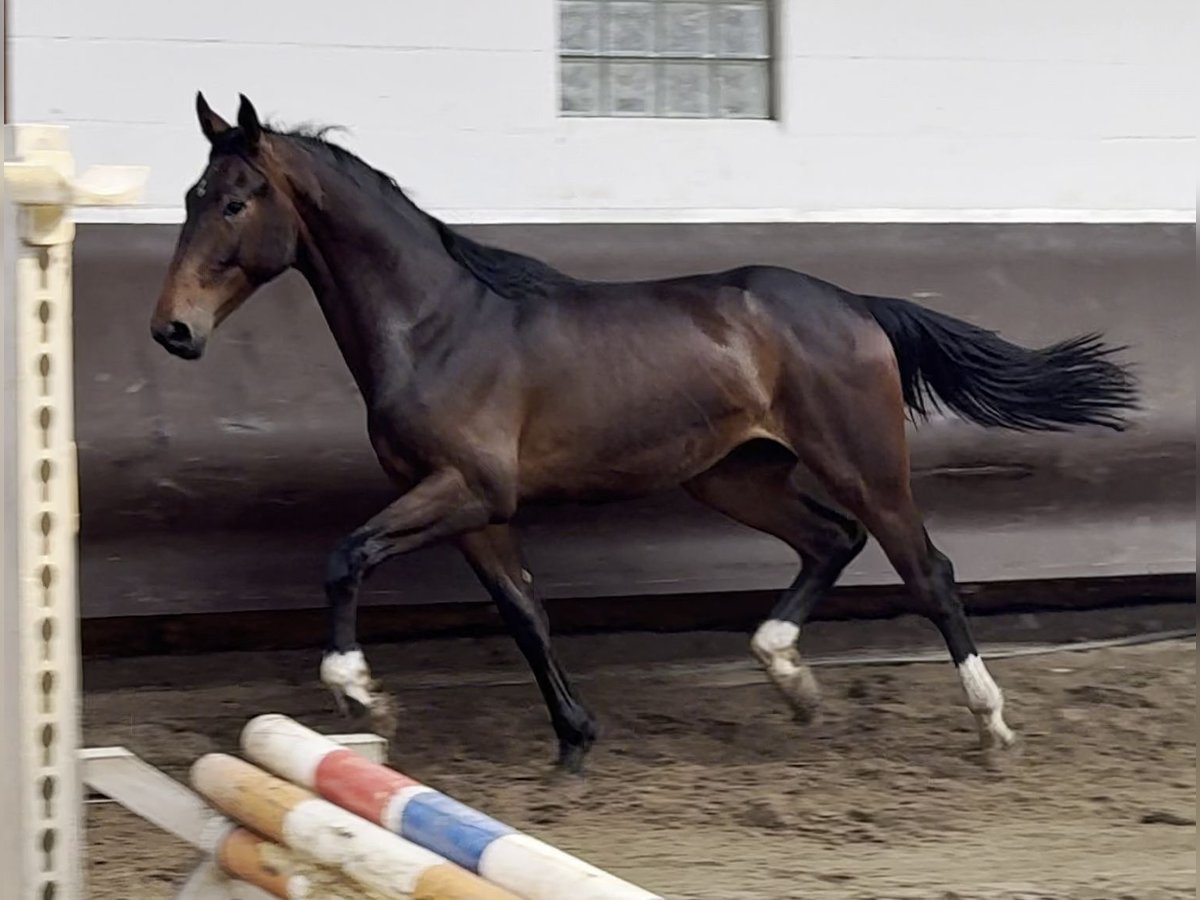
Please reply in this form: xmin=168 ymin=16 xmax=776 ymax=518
xmin=864 ymin=295 xmax=1138 ymax=432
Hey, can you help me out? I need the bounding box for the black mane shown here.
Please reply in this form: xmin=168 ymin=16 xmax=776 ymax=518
xmin=265 ymin=124 xmax=575 ymax=300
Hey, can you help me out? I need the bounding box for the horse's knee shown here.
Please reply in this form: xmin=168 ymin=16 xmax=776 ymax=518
xmin=324 ymin=544 xmax=355 ymax=592
xmin=324 ymin=530 xmax=373 ymax=592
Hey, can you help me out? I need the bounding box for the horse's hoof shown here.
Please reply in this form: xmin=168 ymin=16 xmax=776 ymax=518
xmin=556 ymin=742 xmax=589 ymax=777
xmin=343 ymin=693 xmax=369 ymax=719
xmin=775 ymin=668 xmax=822 ymax=725
xmin=320 ymin=649 xmax=398 ymax=734
xmin=328 ymin=687 xmax=350 ymax=718
xmin=976 ymin=711 xmax=1018 ymax=751
xmin=367 ymin=691 xmax=400 ymax=738
xmin=976 ymin=731 xmax=1023 ymax=772
xmin=792 ymin=703 xmax=823 ymax=727
xmin=980 ymin=729 xmax=1020 ymax=753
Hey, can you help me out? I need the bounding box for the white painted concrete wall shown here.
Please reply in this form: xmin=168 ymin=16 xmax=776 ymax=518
xmin=9 ymin=0 xmax=1194 ymax=222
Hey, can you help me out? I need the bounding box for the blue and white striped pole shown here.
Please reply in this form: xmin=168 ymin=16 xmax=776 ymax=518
xmin=241 ymin=714 xmax=663 ymax=900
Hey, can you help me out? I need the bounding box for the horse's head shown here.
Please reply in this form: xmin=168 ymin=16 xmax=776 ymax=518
xmin=151 ymin=93 xmax=301 ymax=360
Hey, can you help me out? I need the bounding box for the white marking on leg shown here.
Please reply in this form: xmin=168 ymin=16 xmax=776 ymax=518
xmin=958 ymin=653 xmax=1016 ymax=748
xmin=748 ymin=624 xmax=796 ymax=672
xmin=320 ymin=649 xmax=376 ymax=710
xmin=751 ymin=619 xmax=821 ymax=722
xmin=752 ymin=619 xmax=799 ymax=663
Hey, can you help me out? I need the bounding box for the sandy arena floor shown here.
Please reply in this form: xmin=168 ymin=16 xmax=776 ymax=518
xmin=82 ymin=609 xmax=1196 ymax=899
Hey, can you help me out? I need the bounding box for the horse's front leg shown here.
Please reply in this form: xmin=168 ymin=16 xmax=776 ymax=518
xmin=320 ymin=468 xmax=491 ymax=730
xmin=458 ymin=526 xmax=597 ymax=772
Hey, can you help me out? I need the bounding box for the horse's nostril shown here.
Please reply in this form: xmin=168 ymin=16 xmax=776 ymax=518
xmin=152 ymin=319 xmax=203 ymax=358
xmin=167 ymin=321 xmax=192 ymax=344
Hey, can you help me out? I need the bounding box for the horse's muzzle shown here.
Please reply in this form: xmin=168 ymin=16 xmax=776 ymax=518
xmin=151 ymin=319 xmax=206 ymax=360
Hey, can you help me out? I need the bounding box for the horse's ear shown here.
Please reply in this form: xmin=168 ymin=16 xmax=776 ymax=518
xmin=237 ymin=94 xmax=263 ymax=149
xmin=195 ymin=91 xmax=231 ymax=144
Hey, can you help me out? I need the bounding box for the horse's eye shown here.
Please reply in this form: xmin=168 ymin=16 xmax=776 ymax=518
xmin=224 ymin=200 xmax=246 ymax=218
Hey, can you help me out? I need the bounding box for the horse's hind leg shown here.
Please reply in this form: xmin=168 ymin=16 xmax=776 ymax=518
xmin=787 ymin=368 xmax=1017 ymax=750
xmin=685 ymin=444 xmax=867 ymax=722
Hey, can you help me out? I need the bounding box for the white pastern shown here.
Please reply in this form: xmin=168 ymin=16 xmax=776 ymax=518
xmin=958 ymin=654 xmax=1017 ymax=749
xmin=751 ymin=619 xmax=799 ymax=668
xmin=320 ymin=649 xmax=376 ymax=710
xmin=751 ymin=619 xmax=821 ymax=721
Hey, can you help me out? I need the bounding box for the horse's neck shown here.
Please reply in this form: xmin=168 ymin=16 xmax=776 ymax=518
xmin=292 ymin=171 xmax=464 ymax=402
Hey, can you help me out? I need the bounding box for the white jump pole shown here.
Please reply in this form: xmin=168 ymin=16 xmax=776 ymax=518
xmin=2 ymin=123 xmax=147 ymax=900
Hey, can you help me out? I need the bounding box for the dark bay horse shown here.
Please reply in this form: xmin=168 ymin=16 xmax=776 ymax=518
xmin=150 ymin=94 xmax=1137 ymax=770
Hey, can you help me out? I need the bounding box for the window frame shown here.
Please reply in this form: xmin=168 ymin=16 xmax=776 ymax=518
xmin=557 ymin=0 xmax=778 ymax=121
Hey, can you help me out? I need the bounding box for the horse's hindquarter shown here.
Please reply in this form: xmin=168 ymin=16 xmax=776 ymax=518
xmin=513 ymin=277 xmax=786 ymax=500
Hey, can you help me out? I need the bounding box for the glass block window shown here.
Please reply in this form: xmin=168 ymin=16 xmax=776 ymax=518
xmin=559 ymin=1 xmax=773 ymax=119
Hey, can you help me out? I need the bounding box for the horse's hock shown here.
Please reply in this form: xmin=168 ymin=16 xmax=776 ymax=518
xmin=73 ymin=222 xmax=1195 ymax=622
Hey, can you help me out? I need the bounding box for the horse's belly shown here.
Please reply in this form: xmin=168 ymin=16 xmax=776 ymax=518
xmin=518 ymin=414 xmax=765 ymax=502
xmin=516 ymin=335 xmax=776 ymax=501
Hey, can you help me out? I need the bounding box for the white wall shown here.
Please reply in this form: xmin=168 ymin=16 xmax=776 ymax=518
xmin=10 ymin=0 xmax=1194 ymax=223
